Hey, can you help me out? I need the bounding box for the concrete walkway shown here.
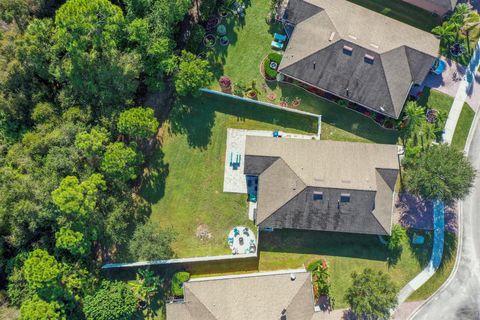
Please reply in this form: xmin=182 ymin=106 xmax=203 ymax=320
xmin=397 ymin=201 xmax=445 ymax=304
xmin=443 ymin=39 xmax=480 ymax=144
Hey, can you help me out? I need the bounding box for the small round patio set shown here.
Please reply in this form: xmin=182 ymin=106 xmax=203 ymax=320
xmin=227 ymin=226 xmax=256 ymax=255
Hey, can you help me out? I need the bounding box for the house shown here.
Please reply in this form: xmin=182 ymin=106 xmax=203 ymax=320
xmin=166 ymin=269 xmax=319 ymax=320
xmin=401 ymin=0 xmax=457 ymax=16
xmin=278 ymin=0 xmax=440 ymax=119
xmin=244 ymin=137 xmax=400 ymax=236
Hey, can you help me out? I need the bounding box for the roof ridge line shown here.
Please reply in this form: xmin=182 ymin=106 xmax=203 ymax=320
xmin=256 ymin=158 xmax=307 ymax=224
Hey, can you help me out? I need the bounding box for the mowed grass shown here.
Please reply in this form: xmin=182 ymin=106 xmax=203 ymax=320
xmin=256 ymin=229 xmax=431 ymax=308
xmin=207 ymin=0 xmax=399 ymax=144
xmin=140 ymin=94 xmax=317 ymax=258
xmin=452 ymin=103 xmax=475 ymax=151
xmin=417 ymin=87 xmax=475 ymax=149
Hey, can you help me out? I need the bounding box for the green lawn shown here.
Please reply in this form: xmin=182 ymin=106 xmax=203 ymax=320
xmin=452 ymin=103 xmax=475 ymax=151
xmin=140 ymin=95 xmax=317 ymax=258
xmin=206 ymin=0 xmax=399 ymax=144
xmin=408 ymin=232 xmax=457 ymax=301
xmin=256 ymin=229 xmax=431 ymax=308
xmin=417 ymin=87 xmax=475 ymax=149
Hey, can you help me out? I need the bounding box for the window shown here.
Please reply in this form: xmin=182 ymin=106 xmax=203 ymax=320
xmin=343 ymin=45 xmax=353 ymax=55
xmin=364 ymin=54 xmax=375 ymax=64
xmin=340 ymin=193 xmax=351 ymax=203
xmin=313 ymin=192 xmax=323 ymax=201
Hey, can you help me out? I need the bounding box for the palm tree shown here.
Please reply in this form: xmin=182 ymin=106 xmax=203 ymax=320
xmin=402 ymin=101 xmax=425 ymax=144
xmin=432 ymin=22 xmax=457 ymax=46
xmin=462 ymin=11 xmax=480 ymax=54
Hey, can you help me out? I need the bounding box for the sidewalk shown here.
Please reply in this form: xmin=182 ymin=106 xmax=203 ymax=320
xmin=443 ymin=40 xmax=480 ymax=144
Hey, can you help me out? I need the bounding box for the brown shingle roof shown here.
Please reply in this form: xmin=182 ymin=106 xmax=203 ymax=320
xmin=166 ymin=270 xmax=315 ymax=320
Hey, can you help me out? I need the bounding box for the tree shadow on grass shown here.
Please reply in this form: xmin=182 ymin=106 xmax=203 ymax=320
xmin=259 ymin=229 xmax=388 ymax=261
xmin=169 ymin=93 xmax=317 ymax=149
xmin=140 ymin=148 xmax=170 ymax=204
xmin=406 ymin=229 xmax=433 ymax=268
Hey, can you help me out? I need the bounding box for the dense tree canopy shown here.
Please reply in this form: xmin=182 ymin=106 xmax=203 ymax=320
xmin=117 ymin=107 xmax=159 ymax=141
xmin=129 ymin=221 xmax=175 ymax=261
xmin=174 ymin=50 xmax=213 ymax=96
xmin=20 ymin=295 xmax=65 ymax=320
xmin=345 ymin=268 xmax=398 ymax=320
xmin=404 ymin=144 xmax=475 ymax=202
xmin=83 ymin=281 xmax=137 ymax=320
xmin=0 ymin=0 xmax=195 ymax=316
xmin=101 ymin=142 xmax=143 ymax=183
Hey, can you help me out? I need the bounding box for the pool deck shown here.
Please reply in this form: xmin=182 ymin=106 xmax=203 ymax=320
xmin=223 ymin=128 xmax=317 ymax=194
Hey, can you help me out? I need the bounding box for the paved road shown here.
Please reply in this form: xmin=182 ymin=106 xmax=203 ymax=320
xmin=412 ymin=119 xmax=480 ymax=320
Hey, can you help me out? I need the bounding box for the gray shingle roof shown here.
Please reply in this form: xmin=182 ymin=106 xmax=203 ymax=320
xmin=166 ymin=270 xmax=316 ymax=320
xmin=279 ymin=0 xmax=440 ymax=118
xmin=244 ymin=137 xmax=399 ymax=235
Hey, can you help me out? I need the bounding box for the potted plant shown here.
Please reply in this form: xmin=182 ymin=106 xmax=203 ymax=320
xmin=218 ymin=7 xmax=230 ymax=18
xmin=219 ymin=76 xmax=232 ymax=92
xmin=220 ymin=35 xmax=229 ymax=46
xmin=206 ymin=16 xmax=220 ymax=30
xmin=203 ymin=34 xmax=216 ymax=47
xmin=267 ymin=92 xmax=277 ymax=101
xmin=291 ymin=97 xmax=301 ymax=108
xmin=217 ymin=24 xmax=227 ymax=36
xmin=245 ymin=80 xmax=259 ymax=99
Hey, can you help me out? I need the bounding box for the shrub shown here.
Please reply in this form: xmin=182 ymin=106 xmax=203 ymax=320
xmin=337 ymin=99 xmax=349 ymax=107
xmin=171 ymin=272 xmax=190 ymax=297
xmin=268 ymin=52 xmax=282 ymax=63
xmin=388 ymin=224 xmax=407 ymax=251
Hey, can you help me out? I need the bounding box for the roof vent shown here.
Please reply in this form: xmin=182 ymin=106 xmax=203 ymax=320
xmin=290 ymin=274 xmax=296 ymax=281
xmin=364 ymin=54 xmax=375 ymax=63
xmin=329 ymin=32 xmax=336 ymax=41
xmin=343 ymin=45 xmax=353 ymax=55
xmin=348 ymin=34 xmax=357 ymax=40
xmin=369 ymin=43 xmax=379 ymax=49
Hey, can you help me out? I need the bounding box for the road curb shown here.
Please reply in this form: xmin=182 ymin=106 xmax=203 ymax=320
xmin=407 ymin=108 xmax=479 ymax=319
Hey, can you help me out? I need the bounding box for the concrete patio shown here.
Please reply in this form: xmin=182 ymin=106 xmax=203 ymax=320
xmin=422 ymin=57 xmax=480 ymax=111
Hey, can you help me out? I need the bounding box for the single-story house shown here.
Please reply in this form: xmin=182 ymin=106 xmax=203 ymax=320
xmin=401 ymin=0 xmax=457 ymax=16
xmin=244 ymin=137 xmax=400 ymax=236
xmin=166 ymin=269 xmax=319 ymax=320
xmin=278 ymin=0 xmax=440 ymax=119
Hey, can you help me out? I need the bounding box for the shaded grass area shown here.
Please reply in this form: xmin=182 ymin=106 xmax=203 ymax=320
xmin=140 ymin=94 xmax=317 ymax=258
xmin=347 ymin=0 xmax=441 ymax=32
xmin=452 ymin=103 xmax=475 ymax=151
xmin=255 ymin=229 xmax=430 ymax=308
xmin=408 ymin=232 xmax=457 ymax=301
xmin=206 ymin=0 xmax=399 ymax=144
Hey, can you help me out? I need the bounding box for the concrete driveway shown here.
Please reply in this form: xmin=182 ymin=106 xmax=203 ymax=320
xmin=422 ymin=57 xmax=480 ymax=111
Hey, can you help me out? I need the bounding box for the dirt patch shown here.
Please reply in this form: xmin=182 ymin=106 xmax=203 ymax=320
xmin=196 ymin=224 xmax=213 ymax=241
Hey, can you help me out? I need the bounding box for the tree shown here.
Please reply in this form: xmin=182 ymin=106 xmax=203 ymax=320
xmin=55 ymin=227 xmax=90 ymax=256
xmin=52 ymin=0 xmax=140 ymax=111
xmin=387 ymin=224 xmax=407 ymax=252
xmin=101 ymin=142 xmax=143 ymax=183
xmin=51 ymin=174 xmax=106 ymax=219
xmin=432 ymin=21 xmax=457 ymax=45
xmin=0 ymin=0 xmax=33 ymax=32
xmin=83 ymin=281 xmax=137 ymax=320
xmin=20 ymin=295 xmax=65 ymax=320
xmin=404 ymin=144 xmax=475 ymax=202
xmin=75 ymin=128 xmax=110 ymax=159
xmin=128 ymin=221 xmax=175 ymax=261
xmin=23 ymin=249 xmax=60 ymax=291
xmin=117 ymin=107 xmax=159 ymax=141
xmin=345 ymin=268 xmax=398 ymax=320
xmin=174 ymin=50 xmax=213 ymax=97
xmin=402 ymin=101 xmax=425 ymax=143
